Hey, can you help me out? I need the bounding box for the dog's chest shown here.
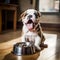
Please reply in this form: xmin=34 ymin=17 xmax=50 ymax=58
xmin=25 ymin=31 xmax=37 ymax=41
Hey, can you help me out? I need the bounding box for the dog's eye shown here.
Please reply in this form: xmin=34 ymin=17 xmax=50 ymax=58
xmin=34 ymin=13 xmax=38 ymax=18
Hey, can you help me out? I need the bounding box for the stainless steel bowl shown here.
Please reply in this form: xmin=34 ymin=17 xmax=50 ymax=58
xmin=12 ymin=42 xmax=36 ymax=56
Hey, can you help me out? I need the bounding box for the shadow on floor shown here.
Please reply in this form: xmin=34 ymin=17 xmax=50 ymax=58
xmin=3 ymin=52 xmax=40 ymax=60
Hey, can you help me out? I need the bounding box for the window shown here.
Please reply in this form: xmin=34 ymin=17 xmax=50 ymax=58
xmin=39 ymin=0 xmax=59 ymax=12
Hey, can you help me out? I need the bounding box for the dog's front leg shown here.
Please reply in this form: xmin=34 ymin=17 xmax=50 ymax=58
xmin=21 ymin=34 xmax=26 ymax=42
xmin=34 ymin=36 xmax=41 ymax=50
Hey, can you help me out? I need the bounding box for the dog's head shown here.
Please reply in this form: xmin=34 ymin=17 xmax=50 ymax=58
xmin=20 ymin=9 xmax=41 ymax=30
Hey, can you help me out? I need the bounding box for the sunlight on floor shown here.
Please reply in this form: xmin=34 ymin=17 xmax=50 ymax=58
xmin=38 ymin=33 xmax=58 ymax=60
xmin=44 ymin=33 xmax=57 ymax=48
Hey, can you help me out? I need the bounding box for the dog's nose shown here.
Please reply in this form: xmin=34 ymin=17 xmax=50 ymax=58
xmin=28 ymin=15 xmax=32 ymax=18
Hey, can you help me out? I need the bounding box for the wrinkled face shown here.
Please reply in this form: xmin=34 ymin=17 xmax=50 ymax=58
xmin=21 ymin=9 xmax=41 ymax=30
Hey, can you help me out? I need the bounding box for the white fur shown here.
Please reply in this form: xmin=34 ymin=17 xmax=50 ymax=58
xmin=21 ymin=31 xmax=41 ymax=50
xmin=21 ymin=9 xmax=41 ymax=50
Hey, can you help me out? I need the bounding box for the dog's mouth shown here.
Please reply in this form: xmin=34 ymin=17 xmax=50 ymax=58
xmin=26 ymin=19 xmax=34 ymax=30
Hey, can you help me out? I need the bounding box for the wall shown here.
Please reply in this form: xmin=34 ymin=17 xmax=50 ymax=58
xmin=18 ymin=0 xmax=33 ymax=12
xmin=40 ymin=15 xmax=60 ymax=31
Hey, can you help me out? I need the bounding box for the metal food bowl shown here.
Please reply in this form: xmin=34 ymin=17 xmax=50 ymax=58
xmin=12 ymin=42 xmax=36 ymax=56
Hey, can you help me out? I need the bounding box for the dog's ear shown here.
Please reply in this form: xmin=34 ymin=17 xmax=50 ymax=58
xmin=18 ymin=11 xmax=27 ymax=21
xmin=37 ymin=11 xmax=41 ymax=17
xmin=20 ymin=11 xmax=27 ymax=20
xmin=20 ymin=11 xmax=26 ymax=18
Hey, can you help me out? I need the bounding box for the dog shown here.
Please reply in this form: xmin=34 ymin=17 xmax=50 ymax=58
xmin=20 ymin=9 xmax=46 ymax=50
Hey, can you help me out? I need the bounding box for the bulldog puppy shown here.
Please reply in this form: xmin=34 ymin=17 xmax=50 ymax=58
xmin=20 ymin=9 xmax=46 ymax=50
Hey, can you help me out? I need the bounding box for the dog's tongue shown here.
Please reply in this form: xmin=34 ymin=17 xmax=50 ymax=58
xmin=26 ymin=23 xmax=33 ymax=30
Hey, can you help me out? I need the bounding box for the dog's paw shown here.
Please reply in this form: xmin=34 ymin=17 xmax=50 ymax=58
xmin=40 ymin=43 xmax=48 ymax=48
